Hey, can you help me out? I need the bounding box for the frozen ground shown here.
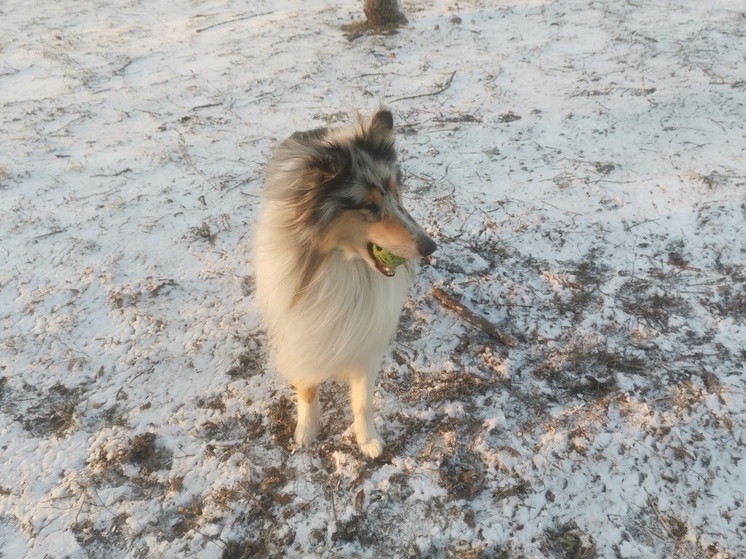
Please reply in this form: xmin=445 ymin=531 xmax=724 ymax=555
xmin=1 ymin=0 xmax=745 ymax=557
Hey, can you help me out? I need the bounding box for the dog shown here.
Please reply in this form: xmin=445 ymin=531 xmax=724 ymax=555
xmin=254 ymin=109 xmax=436 ymax=458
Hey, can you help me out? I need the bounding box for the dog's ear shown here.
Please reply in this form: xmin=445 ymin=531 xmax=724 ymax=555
xmin=369 ymin=109 xmax=394 ymax=138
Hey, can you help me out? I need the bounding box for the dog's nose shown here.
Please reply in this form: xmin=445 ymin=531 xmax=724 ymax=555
xmin=419 ymin=237 xmax=437 ymax=257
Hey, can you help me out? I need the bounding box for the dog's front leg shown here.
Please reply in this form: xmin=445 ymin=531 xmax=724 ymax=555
xmin=295 ymin=385 xmax=321 ymax=447
xmin=349 ymin=372 xmax=384 ymax=458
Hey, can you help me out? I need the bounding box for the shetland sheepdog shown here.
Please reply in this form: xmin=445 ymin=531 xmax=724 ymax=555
xmin=254 ymin=109 xmax=436 ymax=458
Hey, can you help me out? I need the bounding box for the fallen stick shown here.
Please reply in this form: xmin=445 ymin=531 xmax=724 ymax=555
xmin=237 ymin=481 xmax=276 ymax=524
xmin=391 ymin=71 xmax=456 ymax=102
xmin=646 ymin=493 xmax=673 ymax=538
xmin=432 ymin=287 xmax=516 ymax=347
xmin=196 ymin=12 xmax=273 ymax=33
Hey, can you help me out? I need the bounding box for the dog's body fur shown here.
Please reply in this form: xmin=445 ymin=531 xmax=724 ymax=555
xmin=254 ymin=110 xmax=435 ymax=458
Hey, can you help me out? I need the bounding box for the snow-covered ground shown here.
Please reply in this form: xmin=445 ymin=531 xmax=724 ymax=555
xmin=2 ymin=0 xmax=745 ymax=557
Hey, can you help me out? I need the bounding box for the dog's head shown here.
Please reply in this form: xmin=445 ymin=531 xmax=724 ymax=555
xmin=270 ymin=109 xmax=437 ymax=277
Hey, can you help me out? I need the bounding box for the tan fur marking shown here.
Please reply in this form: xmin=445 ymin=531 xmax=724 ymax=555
xmin=322 ymin=212 xmax=374 ymax=252
xmin=387 ymin=178 xmax=401 ymax=200
xmin=291 ymin=249 xmax=328 ymax=307
xmin=367 ymin=217 xmax=416 ymax=254
xmin=364 ymin=189 xmax=383 ymax=208
xmin=322 ymin=211 xmax=419 ymax=259
xmin=297 ymin=385 xmax=319 ymax=405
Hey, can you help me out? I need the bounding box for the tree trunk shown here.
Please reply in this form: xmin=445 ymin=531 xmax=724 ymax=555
xmin=364 ymin=0 xmax=407 ymax=27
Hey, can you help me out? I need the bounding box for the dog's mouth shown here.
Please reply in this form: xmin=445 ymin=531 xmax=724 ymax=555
xmin=374 ymin=262 xmax=396 ymax=277
xmin=367 ymin=243 xmax=400 ymax=277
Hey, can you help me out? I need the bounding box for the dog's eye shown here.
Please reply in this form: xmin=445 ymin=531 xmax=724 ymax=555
xmin=362 ymin=203 xmax=380 ymax=214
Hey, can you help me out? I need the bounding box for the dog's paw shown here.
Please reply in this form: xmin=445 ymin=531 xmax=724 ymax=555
xmin=358 ymin=434 xmax=385 ymax=459
xmin=294 ymin=419 xmax=320 ymax=447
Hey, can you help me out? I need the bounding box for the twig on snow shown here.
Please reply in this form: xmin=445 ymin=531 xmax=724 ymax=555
xmin=191 ymin=102 xmax=223 ymax=111
xmin=177 ymin=132 xmax=218 ymax=189
xmin=623 ymin=217 xmax=660 ymax=231
xmin=432 ymin=287 xmax=516 ymax=347
xmin=646 ymin=492 xmax=673 ymax=537
xmin=92 ymin=168 xmax=132 ymax=178
xmin=391 ymin=71 xmax=456 ymax=103
xmin=237 ymin=481 xmax=276 ymax=524
xmin=32 ymin=228 xmax=67 ymax=242
xmin=196 ymin=12 xmax=273 ymax=33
